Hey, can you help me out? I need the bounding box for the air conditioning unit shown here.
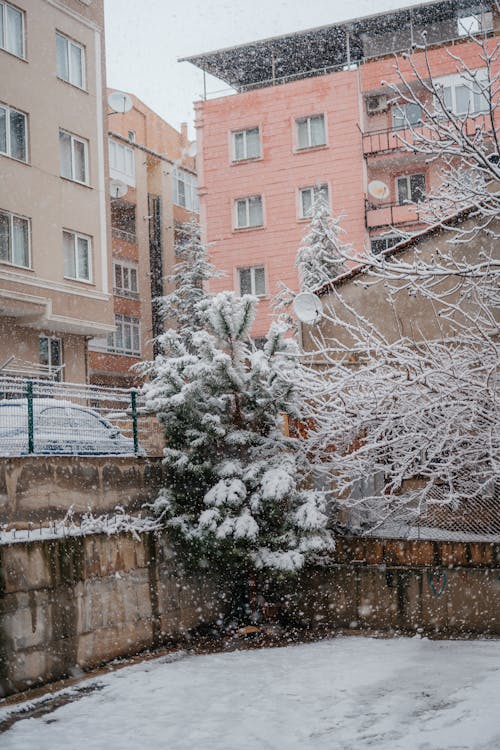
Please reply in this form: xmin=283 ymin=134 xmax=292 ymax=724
xmin=366 ymin=95 xmax=388 ymax=115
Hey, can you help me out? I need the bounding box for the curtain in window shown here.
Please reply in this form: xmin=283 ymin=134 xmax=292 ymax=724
xmin=246 ymin=128 xmax=260 ymax=158
xmin=63 ymin=231 xmax=76 ymax=277
xmin=77 ymin=236 xmax=89 ymax=279
xmin=310 ymin=115 xmax=325 ymax=146
xmin=296 ymin=119 xmax=309 ymax=149
xmin=0 ymin=107 xmax=6 ymax=153
xmin=73 ymin=139 xmax=86 ymax=182
xmin=56 ymin=33 xmax=69 ymax=81
xmin=6 ymin=4 xmax=23 ymax=57
xmin=301 ymin=189 xmax=313 ymax=217
xmin=234 ymin=131 xmax=245 ymax=160
xmin=10 ymin=109 xmax=26 ymax=161
xmin=59 ymin=132 xmax=72 ymax=179
xmin=239 ymin=268 xmax=252 ymax=294
xmin=254 ymin=267 xmax=265 ymax=295
xmin=70 ymin=42 xmax=83 ymax=88
xmin=0 ymin=212 xmax=9 ymax=261
xmin=248 ymin=196 xmax=262 ymax=226
xmin=12 ymin=215 xmax=28 ymax=266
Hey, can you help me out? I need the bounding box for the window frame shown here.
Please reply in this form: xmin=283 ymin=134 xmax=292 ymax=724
xmin=295 ymin=113 xmax=327 ymax=151
xmin=107 ymin=314 xmax=141 ymax=357
xmin=298 ymin=183 xmax=330 ymax=219
xmin=113 ymin=258 xmax=139 ymax=298
xmin=391 ymin=102 xmax=422 ymax=131
xmin=0 ymin=207 xmax=31 ymax=268
xmin=55 ymin=31 xmax=86 ymax=90
xmin=370 ymin=235 xmax=400 ymax=255
xmin=0 ymin=1 xmax=25 ymax=59
xmin=231 ymin=126 xmax=261 ymax=162
xmin=0 ymin=101 xmax=28 ymax=162
xmin=434 ymin=69 xmax=489 ymax=116
xmin=395 ymin=173 xmax=426 ymax=205
xmin=59 ymin=129 xmax=89 ymax=185
xmin=38 ymin=335 xmax=63 ymax=380
xmin=234 ymin=195 xmax=264 ymax=230
xmin=62 ymin=228 xmax=92 ymax=282
xmin=237 ymin=265 xmax=266 ymax=297
xmin=109 ymin=138 xmax=135 ymax=186
xmin=172 ymin=168 xmax=198 ymax=211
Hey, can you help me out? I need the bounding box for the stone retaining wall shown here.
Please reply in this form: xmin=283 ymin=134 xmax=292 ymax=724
xmin=0 ymin=532 xmax=230 ymax=698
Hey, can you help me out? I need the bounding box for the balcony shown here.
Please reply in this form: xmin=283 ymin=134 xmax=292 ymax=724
xmin=363 ymin=114 xmax=490 ymax=157
xmin=112 ymin=227 xmax=137 ymax=244
xmin=365 ymin=200 xmax=422 ymax=229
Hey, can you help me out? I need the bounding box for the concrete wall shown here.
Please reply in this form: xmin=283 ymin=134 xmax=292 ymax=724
xmin=0 ymin=457 xmax=164 ymax=527
xmin=0 ymin=532 xmax=231 ymax=697
xmin=281 ymin=538 xmax=500 ymax=637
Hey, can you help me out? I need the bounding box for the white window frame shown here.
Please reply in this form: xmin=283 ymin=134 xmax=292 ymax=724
xmin=396 ymin=173 xmax=426 ymax=205
xmin=172 ymin=168 xmax=198 ymax=211
xmin=59 ymin=129 xmax=89 ymax=185
xmin=0 ymin=208 xmax=30 ymax=268
xmin=232 ymin=126 xmax=261 ymax=161
xmin=234 ymin=195 xmax=263 ymax=229
xmin=63 ymin=229 xmax=92 ymax=282
xmin=39 ymin=335 xmax=63 ymax=380
xmin=107 ymin=314 xmax=141 ymax=357
xmin=0 ymin=1 xmax=25 ymax=59
xmin=391 ymin=102 xmax=422 ymax=130
xmin=55 ymin=31 xmax=86 ymax=90
xmin=238 ymin=266 xmax=266 ymax=297
xmin=434 ymin=69 xmax=489 ymax=116
xmin=298 ymin=184 xmax=329 ymax=219
xmin=108 ymin=138 xmax=135 ymax=187
xmin=113 ymin=259 xmax=139 ymax=298
xmin=0 ymin=101 xmax=27 ymax=162
xmin=295 ymin=114 xmax=326 ymax=150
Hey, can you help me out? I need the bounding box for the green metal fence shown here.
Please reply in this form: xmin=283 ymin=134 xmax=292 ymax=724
xmin=0 ymin=376 xmax=163 ymax=457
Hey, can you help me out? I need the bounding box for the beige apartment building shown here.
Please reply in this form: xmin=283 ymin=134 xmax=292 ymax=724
xmin=88 ymin=93 xmax=198 ymax=388
xmin=0 ymin=0 xmax=114 ymax=383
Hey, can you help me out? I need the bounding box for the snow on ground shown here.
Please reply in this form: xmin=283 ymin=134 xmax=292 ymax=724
xmin=1 ymin=637 xmax=499 ymax=749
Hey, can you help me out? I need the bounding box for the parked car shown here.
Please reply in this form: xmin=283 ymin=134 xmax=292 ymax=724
xmin=0 ymin=399 xmax=144 ymax=456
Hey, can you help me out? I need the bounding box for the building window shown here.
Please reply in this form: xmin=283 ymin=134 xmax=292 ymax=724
xmin=0 ymin=208 xmax=29 ymax=267
xmin=235 ymin=195 xmax=263 ymax=229
xmin=457 ymin=14 xmax=480 ymax=36
xmin=392 ymin=103 xmax=422 ymax=130
xmin=396 ymin=174 xmax=426 ymax=204
xmin=63 ymin=229 xmax=91 ymax=281
xmin=107 ymin=314 xmax=141 ymax=356
xmin=296 ymin=114 xmax=326 ymax=149
xmin=232 ymin=127 xmax=260 ymax=161
xmin=299 ymin=184 xmax=329 ymax=218
xmin=370 ymin=235 xmax=400 ymax=255
xmin=56 ymin=32 xmax=85 ymax=89
xmin=59 ymin=130 xmax=89 ymax=184
xmin=109 ymin=138 xmax=135 ymax=186
xmin=0 ymin=1 xmax=24 ymax=58
xmin=113 ymin=260 xmax=138 ymax=298
xmin=110 ymin=198 xmax=136 ymax=241
xmin=127 ymin=130 xmax=136 ymax=143
xmin=435 ymin=70 xmax=488 ymax=116
xmin=39 ymin=336 xmax=63 ymax=380
xmin=238 ymin=266 xmax=266 ymax=296
xmin=0 ymin=102 xmax=27 ymax=161
xmin=172 ymin=168 xmax=198 ymax=211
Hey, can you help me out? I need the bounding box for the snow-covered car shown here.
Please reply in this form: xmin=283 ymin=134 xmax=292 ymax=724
xmin=0 ymin=399 xmax=144 ymax=456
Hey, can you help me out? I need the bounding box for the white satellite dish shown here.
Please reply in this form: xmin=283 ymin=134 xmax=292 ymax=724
xmin=109 ymin=179 xmax=128 ymax=198
xmin=368 ymin=180 xmax=390 ymax=202
xmin=187 ymin=141 xmax=197 ymax=157
xmin=108 ymin=91 xmax=133 ymax=114
xmin=293 ymin=293 xmax=324 ymax=325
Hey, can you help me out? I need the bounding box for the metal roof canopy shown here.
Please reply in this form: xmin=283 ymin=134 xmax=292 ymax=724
xmin=179 ymin=0 xmax=493 ymax=91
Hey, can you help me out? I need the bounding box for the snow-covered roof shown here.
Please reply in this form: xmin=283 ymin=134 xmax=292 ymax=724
xmin=180 ymin=0 xmax=494 ymax=91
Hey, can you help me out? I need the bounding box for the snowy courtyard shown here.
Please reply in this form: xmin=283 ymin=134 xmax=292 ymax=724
xmin=1 ymin=636 xmax=499 ymax=749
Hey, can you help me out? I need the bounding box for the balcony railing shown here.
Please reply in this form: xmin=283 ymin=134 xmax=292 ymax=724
xmin=365 ymin=199 xmax=423 ymax=228
xmin=363 ymin=114 xmax=490 ymax=156
xmin=112 ymin=227 xmax=137 ymax=244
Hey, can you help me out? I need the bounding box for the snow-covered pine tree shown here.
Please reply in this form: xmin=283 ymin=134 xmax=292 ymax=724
xmin=143 ymin=291 xmax=334 ymax=575
xmin=159 ymin=217 xmax=222 ymax=339
xmin=296 ymin=190 xmax=347 ymax=291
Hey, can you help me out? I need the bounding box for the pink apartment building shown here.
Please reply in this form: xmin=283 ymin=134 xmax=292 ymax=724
xmin=184 ymin=0 xmax=499 ymax=337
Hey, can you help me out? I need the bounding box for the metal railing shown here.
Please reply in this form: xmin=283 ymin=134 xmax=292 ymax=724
xmin=0 ymin=376 xmax=164 ymax=458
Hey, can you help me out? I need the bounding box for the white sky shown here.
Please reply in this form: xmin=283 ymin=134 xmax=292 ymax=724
xmin=104 ymin=0 xmax=427 ymax=136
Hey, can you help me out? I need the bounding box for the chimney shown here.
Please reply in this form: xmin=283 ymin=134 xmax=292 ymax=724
xmin=180 ymin=122 xmax=188 ymax=147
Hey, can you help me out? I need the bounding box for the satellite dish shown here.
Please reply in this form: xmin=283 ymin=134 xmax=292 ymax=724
xmin=109 ymin=179 xmax=128 ymax=198
xmin=108 ymin=91 xmax=133 ymax=114
xmin=293 ymin=293 xmax=324 ymax=325
xmin=187 ymin=141 xmax=197 ymax=157
xmin=368 ymin=180 xmax=390 ymax=202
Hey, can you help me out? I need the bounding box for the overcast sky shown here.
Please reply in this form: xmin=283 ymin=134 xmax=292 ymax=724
xmin=104 ymin=0 xmax=426 ymax=136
